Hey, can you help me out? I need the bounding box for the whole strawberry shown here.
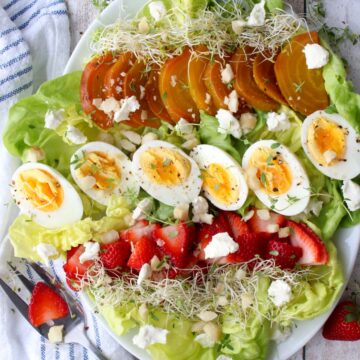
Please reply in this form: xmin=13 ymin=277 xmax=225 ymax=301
xmin=323 ymin=301 xmax=360 ymax=341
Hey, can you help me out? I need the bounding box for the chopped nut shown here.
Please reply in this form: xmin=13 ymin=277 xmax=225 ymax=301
xmin=203 ymin=322 xmax=221 ymax=342
xmin=197 ymin=310 xmax=217 ymax=322
xmin=257 ymin=209 xmax=270 ymax=220
xmin=216 ymin=296 xmax=228 ymax=307
xmin=267 ymin=224 xmax=279 ymax=233
xmin=243 ymin=210 xmax=255 ymax=222
xmin=48 ymin=325 xmax=64 ymax=343
xmin=191 ymin=321 xmax=206 ymax=333
xmin=138 ymin=303 xmax=148 ymax=320
xmin=142 ymin=132 xmax=158 ymax=144
xmin=118 ymin=139 xmax=136 ymax=152
xmin=122 ymin=130 xmax=142 ymax=145
xmin=240 ymin=112 xmax=257 ymax=134
xmin=278 ymin=227 xmax=290 ymax=238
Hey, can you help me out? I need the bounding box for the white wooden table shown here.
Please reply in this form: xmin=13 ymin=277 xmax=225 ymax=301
xmin=64 ymin=1 xmax=360 ymax=359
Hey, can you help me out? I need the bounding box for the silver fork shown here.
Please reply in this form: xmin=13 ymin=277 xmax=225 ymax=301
xmin=0 ymin=261 xmax=107 ymax=360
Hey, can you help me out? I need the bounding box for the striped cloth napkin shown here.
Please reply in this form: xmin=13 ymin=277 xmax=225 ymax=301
xmin=0 ymin=1 xmax=135 ymax=359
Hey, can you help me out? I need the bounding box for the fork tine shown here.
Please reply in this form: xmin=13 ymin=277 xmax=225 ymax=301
xmin=28 ymin=262 xmax=55 ymax=285
xmin=7 ymin=262 xmax=35 ymax=293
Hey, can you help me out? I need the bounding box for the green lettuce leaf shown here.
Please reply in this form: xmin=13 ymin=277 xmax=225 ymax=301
xmin=9 ymin=196 xmax=131 ymax=262
xmin=265 ymin=0 xmax=284 ymax=11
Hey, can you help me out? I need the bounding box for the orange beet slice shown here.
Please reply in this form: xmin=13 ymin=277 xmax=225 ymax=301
xmin=274 ymin=31 xmax=329 ymax=115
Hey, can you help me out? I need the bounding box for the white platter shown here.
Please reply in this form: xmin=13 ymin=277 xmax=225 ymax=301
xmin=63 ymin=1 xmax=360 ymax=359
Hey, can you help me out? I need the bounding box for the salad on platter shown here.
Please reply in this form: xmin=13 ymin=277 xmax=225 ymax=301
xmin=3 ymin=0 xmax=360 ymax=359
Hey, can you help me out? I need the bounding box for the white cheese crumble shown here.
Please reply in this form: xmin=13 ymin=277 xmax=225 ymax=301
xmin=323 ymin=150 xmax=337 ymax=165
xmin=148 ymin=1 xmax=167 ymax=22
xmin=266 ymin=112 xmax=291 ymax=132
xmin=132 ymin=198 xmax=154 ymax=221
xmin=247 ymin=0 xmax=266 ymax=27
xmin=204 ymin=232 xmax=239 ymax=259
xmin=137 ymin=263 xmax=152 ymax=286
xmin=257 ymin=209 xmax=270 ymax=220
xmin=173 ymin=204 xmax=189 ymax=221
xmin=175 ymin=118 xmax=193 ymax=135
xmin=221 ymin=64 xmax=234 ymax=85
xmin=267 ymin=224 xmax=279 ymax=233
xmin=239 ymin=112 xmax=257 ymax=134
xmin=35 ymin=243 xmax=58 ymax=265
xmin=79 ymin=241 xmax=100 ymax=264
xmin=100 ymin=230 xmax=119 ymax=244
xmin=235 ymin=268 xmax=247 ymax=281
xmin=66 ymin=125 xmax=87 ymax=144
xmin=192 ymin=196 xmax=214 ymax=224
xmin=170 ymin=75 xmax=177 ymax=87
xmin=303 ymin=43 xmax=329 ymax=69
xmin=205 ymin=92 xmax=212 ymax=105
xmin=48 ymin=325 xmax=64 ymax=343
xmin=194 ymin=333 xmax=216 ymax=348
xmin=98 ymin=97 xmax=120 ymax=115
xmin=243 ymin=209 xmax=255 ymax=222
xmin=140 ymin=85 xmax=146 ymax=100
xmin=232 ymin=19 xmax=247 ymax=34
xmin=342 ymin=180 xmax=360 ymax=211
xmin=133 ymin=325 xmax=168 ymax=349
xmin=304 ymin=198 xmax=323 ymax=217
xmin=226 ymin=90 xmax=239 ymax=113
xmin=114 ymin=96 xmax=140 ymax=123
xmin=24 ymin=147 xmax=45 ymax=163
xmin=44 ymin=109 xmax=65 ymax=129
xmin=216 ymin=109 xmax=241 ymax=139
xmin=278 ymin=227 xmax=290 ymax=238
xmin=268 ymin=280 xmax=292 ymax=307
xmin=271 ymin=325 xmax=292 ymax=343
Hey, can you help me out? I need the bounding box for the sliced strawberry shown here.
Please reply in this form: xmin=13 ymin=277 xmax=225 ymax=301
xmin=153 ymin=222 xmax=196 ymax=268
xmin=28 ymin=282 xmax=69 ymax=327
xmin=287 ymin=220 xmax=329 ymax=265
xmin=198 ymin=212 xmax=233 ymax=261
xmin=120 ymin=220 xmax=160 ymax=244
xmin=266 ymin=240 xmax=303 ymax=270
xmin=127 ymin=236 xmax=160 ymax=271
xmin=63 ymin=245 xmax=94 ymax=279
xmin=225 ymin=211 xmax=251 ymax=238
xmin=248 ymin=209 xmax=286 ymax=236
xmin=100 ymin=240 xmax=131 ymax=269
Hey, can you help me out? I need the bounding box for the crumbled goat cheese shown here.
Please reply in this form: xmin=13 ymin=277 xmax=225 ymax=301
xmin=140 ymin=85 xmax=146 ymax=100
xmin=48 ymin=325 xmax=64 ymax=343
xmin=239 ymin=112 xmax=257 ymax=134
xmin=122 ymin=130 xmax=142 ymax=145
xmin=148 ymin=1 xmax=167 ymax=22
xmin=323 ymin=150 xmax=337 ymax=165
xmin=221 ymin=64 xmax=234 ymax=85
xmin=303 ymin=43 xmax=329 ymax=69
xmin=216 ymin=109 xmax=241 ymax=139
xmin=268 ymin=280 xmax=292 ymax=307
xmin=35 ymin=243 xmax=58 ymax=265
xmin=192 ymin=196 xmax=214 ymax=224
xmin=194 ymin=333 xmax=216 ymax=348
xmin=173 ymin=204 xmax=189 ymax=221
xmin=132 ymin=198 xmax=154 ymax=221
xmin=304 ymin=199 xmax=323 ymax=217
xmin=99 ymin=97 xmax=120 ymax=115
xmin=235 ymin=268 xmax=247 ymax=280
xmin=137 ymin=263 xmax=152 ymax=286
xmin=114 ymin=96 xmax=140 ymax=122
xmin=247 ymin=0 xmax=266 ymax=26
xmin=24 ymin=147 xmax=45 ymax=163
xmin=342 ymin=180 xmax=360 ymax=211
xmin=100 ymin=230 xmax=119 ymax=244
xmin=270 ymin=325 xmax=292 ymax=343
xmin=266 ymin=112 xmax=291 ymax=132
xmin=175 ymin=118 xmax=193 ymax=135
xmin=79 ymin=241 xmax=100 ymax=264
xmin=278 ymin=227 xmax=290 ymax=238
xmin=133 ymin=325 xmax=168 ymax=349
xmin=232 ymin=19 xmax=247 ymax=34
xmin=226 ymin=90 xmax=239 ymax=113
xmin=170 ymin=75 xmax=177 ymax=87
xmin=267 ymin=224 xmax=280 ymax=233
xmin=44 ymin=109 xmax=65 ymax=129
xmin=257 ymin=209 xmax=270 ymax=220
xmin=66 ymin=125 xmax=87 ymax=144
xmin=204 ymin=232 xmax=239 ymax=259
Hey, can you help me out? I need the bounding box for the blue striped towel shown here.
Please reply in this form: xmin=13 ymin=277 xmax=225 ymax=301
xmin=0 ymin=1 xmax=135 ymax=359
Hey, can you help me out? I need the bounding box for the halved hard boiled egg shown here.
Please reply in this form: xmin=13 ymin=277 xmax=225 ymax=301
xmin=242 ymin=140 xmax=310 ymax=216
xmin=10 ymin=162 xmax=83 ymax=228
xmin=301 ymin=110 xmax=360 ymax=180
xmin=190 ymin=144 xmax=248 ymax=211
xmin=70 ymin=141 xmax=140 ymax=206
xmin=132 ymin=140 xmax=202 ymax=206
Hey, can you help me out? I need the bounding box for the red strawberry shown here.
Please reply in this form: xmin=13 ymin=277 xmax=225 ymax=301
xmin=248 ymin=209 xmax=286 ymax=236
xmin=226 ymin=211 xmax=250 ymax=238
xmin=120 ymin=220 xmax=160 ymax=244
xmin=100 ymin=240 xmax=131 ymax=269
xmin=287 ymin=221 xmax=329 ymax=265
xmin=127 ymin=236 xmax=160 ymax=271
xmin=63 ymin=245 xmax=94 ymax=279
xmin=153 ymin=222 xmax=196 ymax=268
xmin=323 ymin=301 xmax=360 ymax=341
xmin=266 ymin=240 xmax=302 ymax=270
xmin=28 ymin=282 xmax=69 ymax=327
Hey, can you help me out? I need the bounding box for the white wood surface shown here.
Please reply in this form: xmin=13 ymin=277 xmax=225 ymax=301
xmin=64 ymin=1 xmax=360 ymax=359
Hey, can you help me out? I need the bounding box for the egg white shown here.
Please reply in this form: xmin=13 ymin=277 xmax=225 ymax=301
xmin=242 ymin=140 xmax=310 ymax=216
xmin=70 ymin=141 xmax=140 ymax=206
xmin=301 ymin=110 xmax=360 ymax=180
xmin=132 ymin=140 xmax=202 ymax=206
xmin=190 ymin=144 xmax=248 ymax=211
xmin=10 ymin=162 xmax=83 ymax=229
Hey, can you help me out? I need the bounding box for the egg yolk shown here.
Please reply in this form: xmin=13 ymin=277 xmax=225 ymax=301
xmin=307 ymin=116 xmax=346 ymax=166
xmin=79 ymin=151 xmax=120 ymax=190
xmin=18 ymin=169 xmax=63 ymax=212
xmin=250 ymin=147 xmax=292 ymax=196
xmin=140 ymin=147 xmax=191 ymax=186
xmin=202 ymin=163 xmax=239 ymax=205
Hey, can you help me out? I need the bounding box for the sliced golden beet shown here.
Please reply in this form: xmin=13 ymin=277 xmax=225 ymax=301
xmin=274 ymin=31 xmax=329 ymax=115
xmin=159 ymin=47 xmax=200 ymax=123
xmin=145 ymin=67 xmax=173 ymax=124
xmin=80 ymin=52 xmax=117 ymax=129
xmin=253 ymin=52 xmax=288 ymax=106
xmin=123 ymin=60 xmax=160 ymax=128
xmin=188 ymin=46 xmax=217 ymax=116
xmin=231 ymin=47 xmax=279 ymax=112
xmin=104 ymin=52 xmax=135 ymax=99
